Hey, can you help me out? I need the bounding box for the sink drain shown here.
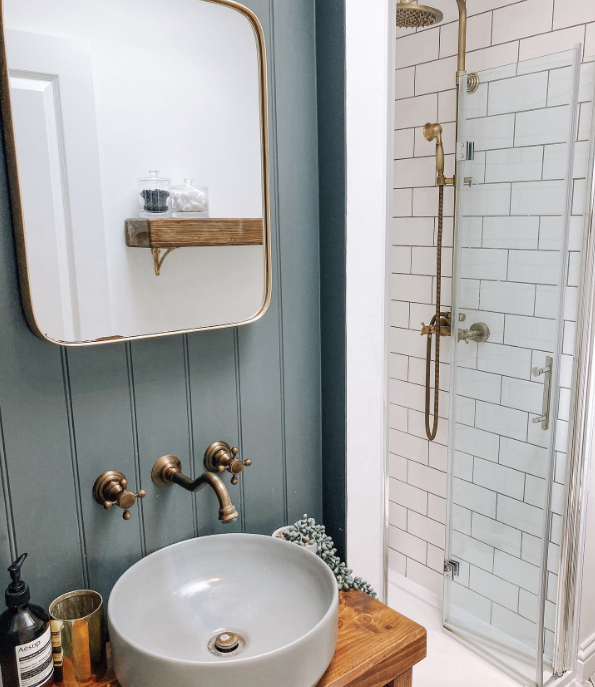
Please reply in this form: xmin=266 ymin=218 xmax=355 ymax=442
xmin=208 ymin=631 xmax=247 ymax=657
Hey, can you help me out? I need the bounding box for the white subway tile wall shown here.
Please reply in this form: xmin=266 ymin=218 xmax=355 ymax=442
xmin=389 ymin=0 xmax=595 ymax=654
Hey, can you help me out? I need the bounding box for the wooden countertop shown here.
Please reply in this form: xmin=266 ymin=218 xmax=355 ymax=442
xmin=318 ymin=590 xmax=426 ymax=686
xmin=96 ymin=590 xmax=426 ymax=687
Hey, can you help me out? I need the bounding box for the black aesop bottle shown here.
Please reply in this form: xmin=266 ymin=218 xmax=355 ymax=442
xmin=0 ymin=554 xmax=54 ymax=687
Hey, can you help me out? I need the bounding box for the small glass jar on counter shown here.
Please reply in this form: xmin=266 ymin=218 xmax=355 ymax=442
xmin=171 ymin=178 xmax=209 ymax=218
xmin=138 ymin=170 xmax=172 ymax=218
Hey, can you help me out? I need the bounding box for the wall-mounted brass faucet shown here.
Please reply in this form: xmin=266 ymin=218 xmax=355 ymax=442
xmin=151 ymin=442 xmax=250 ymax=524
xmin=93 ymin=471 xmax=146 ymax=520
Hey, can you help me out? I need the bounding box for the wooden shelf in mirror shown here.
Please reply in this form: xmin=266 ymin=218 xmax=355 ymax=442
xmin=125 ymin=218 xmax=264 ymax=249
xmin=125 ymin=217 xmax=264 ymax=275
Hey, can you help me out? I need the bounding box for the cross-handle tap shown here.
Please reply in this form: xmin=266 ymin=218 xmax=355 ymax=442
xmin=93 ymin=471 xmax=146 ymax=520
xmin=204 ymin=441 xmax=252 ymax=485
xmin=457 ymin=322 xmax=490 ymax=344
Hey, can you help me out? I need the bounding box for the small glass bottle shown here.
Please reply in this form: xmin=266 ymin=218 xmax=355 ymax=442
xmin=138 ymin=170 xmax=171 ymax=218
xmin=171 ymin=178 xmax=209 ymax=218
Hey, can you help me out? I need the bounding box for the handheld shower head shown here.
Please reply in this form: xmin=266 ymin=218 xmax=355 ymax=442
xmin=396 ymin=0 xmax=443 ymax=28
xmin=423 ymin=122 xmax=443 ymax=143
xmin=424 ymin=122 xmax=446 ymax=185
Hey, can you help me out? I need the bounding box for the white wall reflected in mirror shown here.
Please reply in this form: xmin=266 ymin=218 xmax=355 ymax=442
xmin=3 ymin=0 xmax=269 ymax=344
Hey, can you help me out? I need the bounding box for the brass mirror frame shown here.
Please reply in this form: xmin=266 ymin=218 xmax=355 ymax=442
xmin=0 ymin=0 xmax=272 ymax=346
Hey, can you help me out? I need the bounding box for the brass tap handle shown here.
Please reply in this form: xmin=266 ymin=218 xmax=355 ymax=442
xmin=93 ymin=471 xmax=146 ymax=521
xmin=204 ymin=441 xmax=252 ymax=486
xmin=422 ymin=314 xmax=451 ymax=338
xmin=229 ymin=454 xmax=253 ymax=486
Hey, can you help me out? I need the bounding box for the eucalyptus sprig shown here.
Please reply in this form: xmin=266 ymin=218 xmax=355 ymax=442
xmin=282 ymin=514 xmax=377 ymax=598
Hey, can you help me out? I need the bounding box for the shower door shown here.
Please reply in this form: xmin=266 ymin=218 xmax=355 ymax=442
xmin=444 ymin=48 xmax=580 ymax=687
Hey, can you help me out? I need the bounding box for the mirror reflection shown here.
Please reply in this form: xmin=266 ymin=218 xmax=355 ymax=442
xmin=3 ymin=0 xmax=270 ymax=344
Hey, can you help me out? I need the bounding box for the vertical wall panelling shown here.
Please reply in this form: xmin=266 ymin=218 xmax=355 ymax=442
xmin=236 ymin=0 xmax=288 ymax=535
xmin=0 ymin=0 xmax=322 ymax=608
xmin=0 ymin=404 xmax=15 ymax=566
xmin=66 ymin=345 xmax=141 ymax=601
xmin=186 ymin=329 xmax=243 ymax=538
xmin=60 ymin=349 xmax=89 ymax=589
xmin=388 ymin=0 xmax=595 ymax=607
xmin=128 ymin=336 xmax=198 ymax=554
xmin=124 ymin=343 xmax=146 ymax=557
xmin=316 ymin=0 xmax=347 ymax=557
xmin=274 ymin=0 xmax=322 ymax=527
xmin=0 ymin=144 xmax=86 ymax=604
xmin=0 ymin=164 xmax=15 ymax=575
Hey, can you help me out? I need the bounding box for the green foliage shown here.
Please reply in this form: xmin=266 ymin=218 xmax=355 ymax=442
xmin=282 ymin=515 xmax=377 ymax=598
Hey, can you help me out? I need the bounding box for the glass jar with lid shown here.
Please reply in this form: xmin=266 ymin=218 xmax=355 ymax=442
xmin=138 ymin=170 xmax=172 ymax=218
xmin=171 ymin=178 xmax=209 ymax=218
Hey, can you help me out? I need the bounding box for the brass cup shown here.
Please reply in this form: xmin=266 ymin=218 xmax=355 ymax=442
xmin=49 ymin=590 xmax=108 ymax=686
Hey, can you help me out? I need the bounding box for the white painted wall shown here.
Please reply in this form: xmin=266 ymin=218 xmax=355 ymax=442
xmin=5 ymin=0 xmax=265 ymax=341
xmin=345 ymin=0 xmax=393 ymax=597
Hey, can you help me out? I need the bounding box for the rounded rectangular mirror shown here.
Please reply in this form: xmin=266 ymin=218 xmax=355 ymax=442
xmin=0 ymin=0 xmax=271 ymax=345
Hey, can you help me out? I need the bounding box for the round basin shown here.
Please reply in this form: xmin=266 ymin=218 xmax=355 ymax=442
xmin=109 ymin=534 xmax=339 ymax=687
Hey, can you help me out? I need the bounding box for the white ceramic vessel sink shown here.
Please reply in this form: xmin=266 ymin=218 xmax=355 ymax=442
xmin=109 ymin=534 xmax=339 ymax=687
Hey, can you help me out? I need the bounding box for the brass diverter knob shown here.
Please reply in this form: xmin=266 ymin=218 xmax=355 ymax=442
xmin=93 ymin=471 xmax=146 ymax=521
xmin=204 ymin=441 xmax=252 ymax=485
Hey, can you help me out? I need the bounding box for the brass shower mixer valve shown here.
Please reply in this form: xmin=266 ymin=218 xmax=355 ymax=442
xmin=421 ymin=312 xmax=452 ymax=338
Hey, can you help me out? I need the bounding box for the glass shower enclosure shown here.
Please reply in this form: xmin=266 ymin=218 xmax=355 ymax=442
xmin=444 ymin=47 xmax=584 ymax=686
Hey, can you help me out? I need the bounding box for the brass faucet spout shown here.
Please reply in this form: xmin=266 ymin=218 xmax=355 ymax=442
xmin=172 ymin=471 xmax=239 ymax=523
xmin=151 ymin=454 xmax=239 ymax=524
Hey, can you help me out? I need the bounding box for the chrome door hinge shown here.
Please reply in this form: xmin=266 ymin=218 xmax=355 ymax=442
xmin=456 ymin=141 xmax=475 ymax=161
xmin=444 ymin=560 xmax=460 ymax=579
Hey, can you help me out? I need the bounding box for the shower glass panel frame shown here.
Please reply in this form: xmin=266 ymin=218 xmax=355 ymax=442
xmin=443 ymin=47 xmax=581 ymax=687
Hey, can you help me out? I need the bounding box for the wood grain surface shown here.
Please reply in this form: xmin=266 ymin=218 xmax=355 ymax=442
xmin=125 ymin=218 xmax=264 ymax=248
xmin=95 ymin=590 xmax=426 ymax=687
xmin=317 ymin=590 xmax=426 ymax=687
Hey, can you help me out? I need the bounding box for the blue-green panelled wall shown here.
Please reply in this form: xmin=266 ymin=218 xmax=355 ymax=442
xmin=0 ymin=0 xmax=322 ymax=608
xmin=315 ymin=0 xmax=347 ymax=560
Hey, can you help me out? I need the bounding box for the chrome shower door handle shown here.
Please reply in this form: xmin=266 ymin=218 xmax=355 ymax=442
xmin=532 ymin=356 xmax=553 ymax=431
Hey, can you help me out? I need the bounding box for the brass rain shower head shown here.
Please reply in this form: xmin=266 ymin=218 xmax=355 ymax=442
xmin=396 ymin=0 xmax=443 ymax=28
